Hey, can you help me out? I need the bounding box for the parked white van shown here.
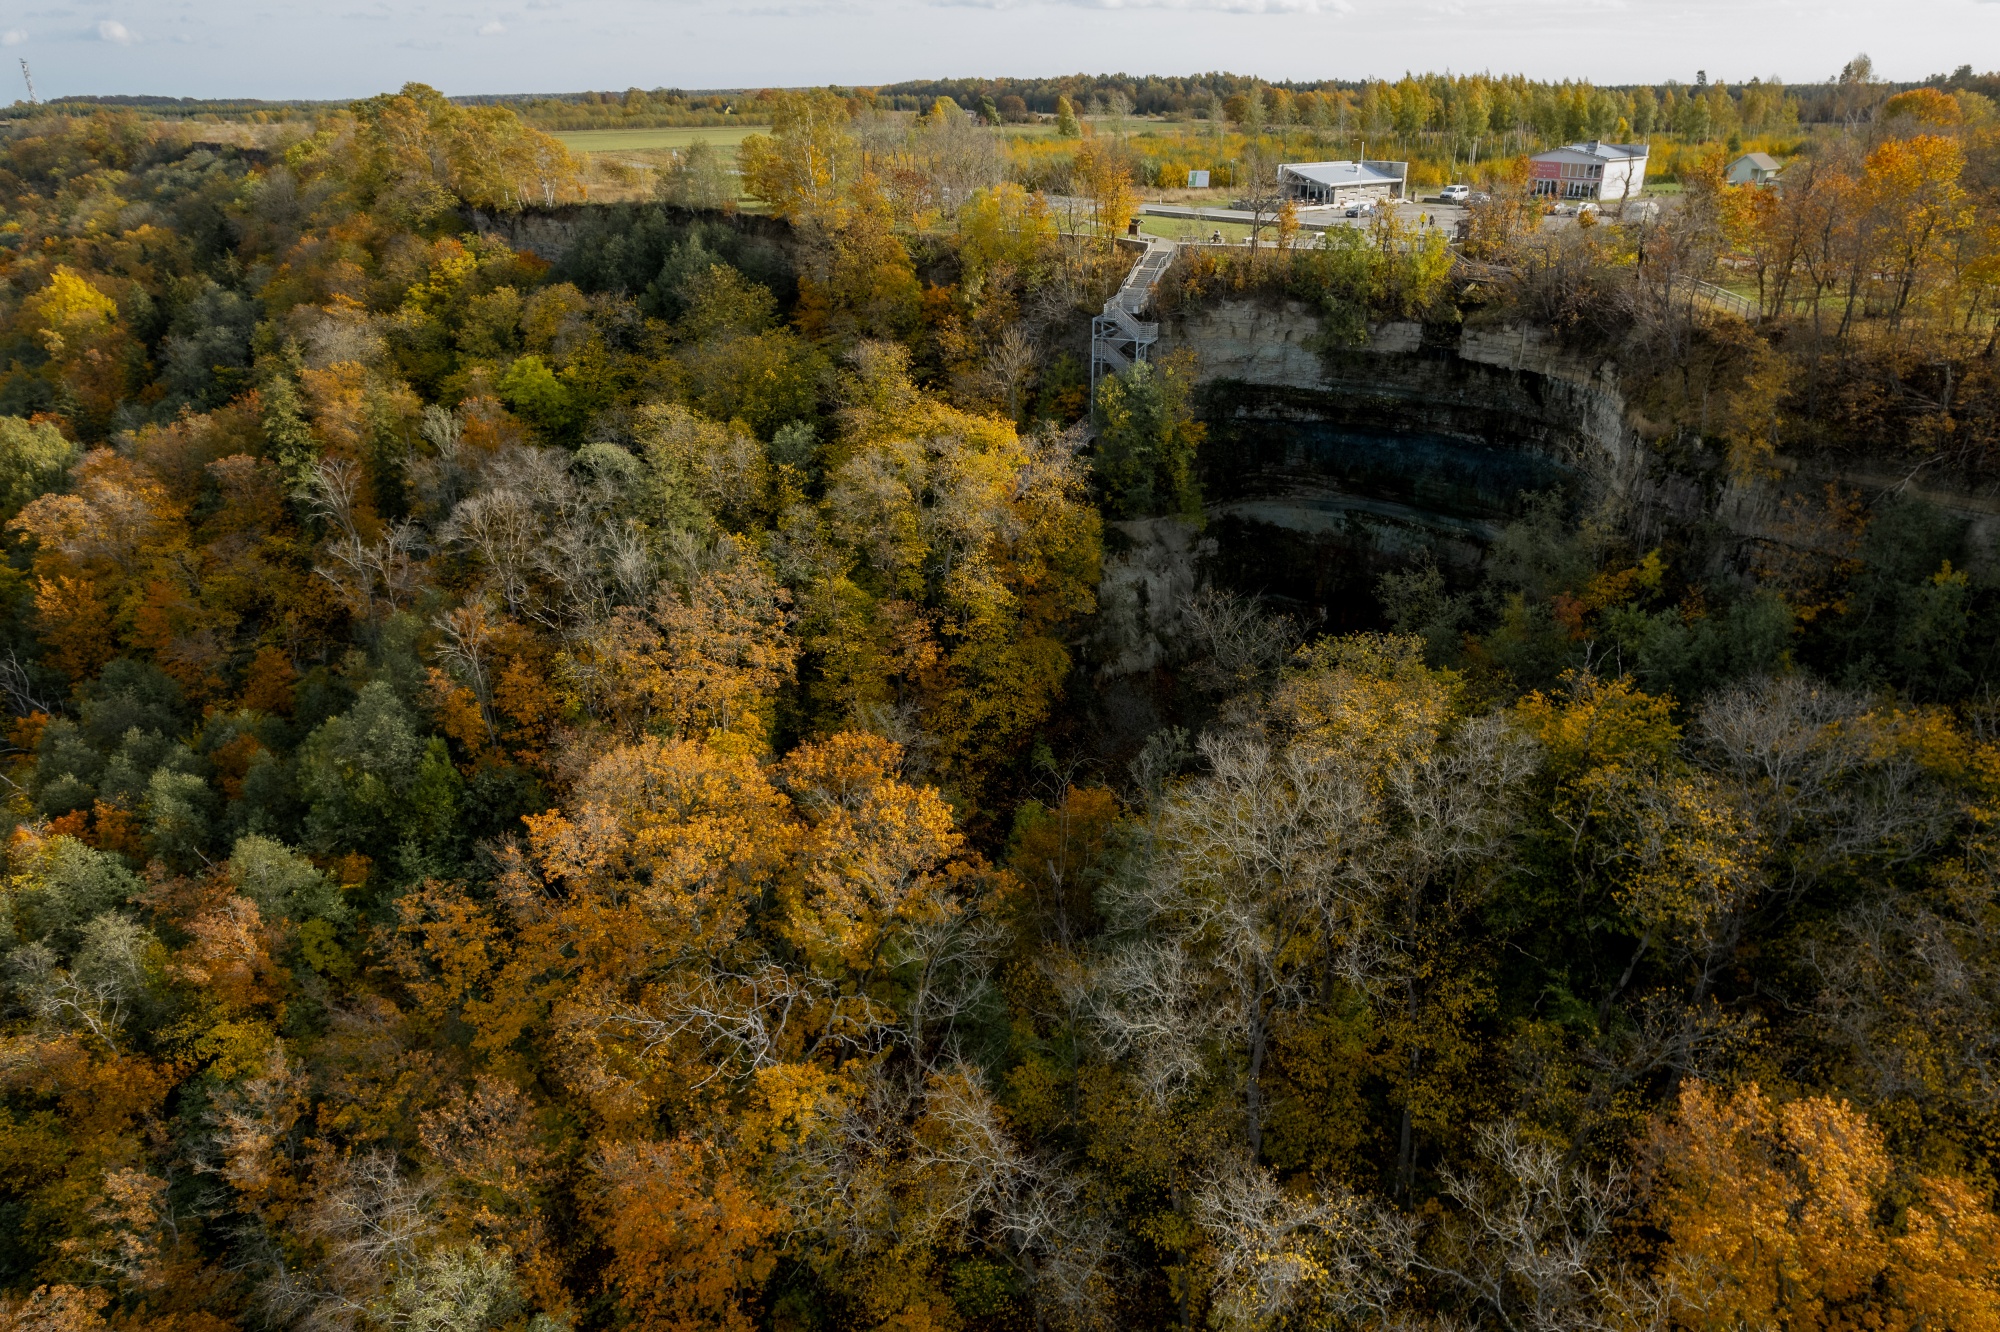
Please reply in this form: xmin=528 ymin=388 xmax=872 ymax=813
xmin=1440 ymin=184 xmax=1470 ymax=202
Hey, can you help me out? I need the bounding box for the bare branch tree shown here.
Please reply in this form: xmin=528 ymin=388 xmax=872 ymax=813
xmin=303 ymin=457 xmax=428 ymax=620
xmin=1196 ymin=1151 xmax=1416 ymax=1331
xmin=1417 ymin=1121 xmax=1668 ymax=1332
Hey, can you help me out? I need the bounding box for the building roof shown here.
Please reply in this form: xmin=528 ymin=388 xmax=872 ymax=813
xmin=1732 ymin=152 xmax=1783 ymax=171
xmin=1531 ymin=140 xmax=1650 ymax=164
xmin=1278 ymin=161 xmax=1403 ymax=188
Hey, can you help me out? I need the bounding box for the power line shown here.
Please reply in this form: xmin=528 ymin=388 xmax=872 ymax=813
xmin=19 ymin=59 xmax=36 ymax=105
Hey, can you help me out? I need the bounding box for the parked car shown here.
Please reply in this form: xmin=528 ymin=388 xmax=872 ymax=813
xmin=1470 ymin=191 xmax=1492 ymax=203
xmin=1344 ymin=202 xmax=1373 ymax=217
xmin=1440 ymin=184 xmax=1470 ymax=202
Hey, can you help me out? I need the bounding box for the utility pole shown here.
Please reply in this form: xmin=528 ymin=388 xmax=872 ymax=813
xmin=19 ymin=59 xmax=36 ymax=105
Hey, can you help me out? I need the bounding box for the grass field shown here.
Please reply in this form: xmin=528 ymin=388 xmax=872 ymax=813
xmin=1140 ymin=216 xmax=1255 ymax=242
xmin=553 ymin=125 xmax=763 ymax=153
xmin=555 ymin=115 xmax=1112 ymax=155
xmin=556 ymin=114 xmax=1121 ymax=203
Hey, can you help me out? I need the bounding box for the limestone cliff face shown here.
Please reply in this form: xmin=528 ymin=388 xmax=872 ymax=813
xmin=1091 ymin=305 xmax=1683 ymax=667
xmin=1161 ymin=302 xmax=1648 ymax=513
xmin=464 ymin=208 xmax=591 ymax=263
xmin=1092 ymin=299 xmax=2000 ymax=669
xmin=1714 ymin=458 xmax=2000 ymax=572
xmin=1159 ymin=299 xmax=1328 ymax=389
xmin=1153 ymin=301 xmax=1998 ymax=580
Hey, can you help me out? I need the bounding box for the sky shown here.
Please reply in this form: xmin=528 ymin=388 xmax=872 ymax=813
xmin=1 ymin=0 xmax=1993 ymax=102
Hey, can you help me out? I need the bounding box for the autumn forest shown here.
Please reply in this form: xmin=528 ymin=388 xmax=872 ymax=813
xmin=3 ymin=72 xmax=2000 ymax=1332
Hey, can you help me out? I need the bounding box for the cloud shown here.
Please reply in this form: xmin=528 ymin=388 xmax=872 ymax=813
xmin=1 ymin=29 xmax=25 ymax=45
xmin=477 ymin=18 xmax=506 ymax=32
xmin=95 ymin=18 xmax=137 ymax=42
xmin=938 ymin=0 xmax=1336 ymax=11
xmin=736 ymin=0 xmax=862 ymax=13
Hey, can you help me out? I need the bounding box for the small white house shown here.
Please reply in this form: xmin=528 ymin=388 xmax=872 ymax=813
xmin=1277 ymin=160 xmax=1408 ymax=206
xmin=1529 ymin=141 xmax=1649 ymax=202
xmin=1726 ymin=152 xmax=1783 ymax=186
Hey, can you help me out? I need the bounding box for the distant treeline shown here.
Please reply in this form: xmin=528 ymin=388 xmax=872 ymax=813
xmin=472 ymin=89 xmax=761 ymax=130
xmin=0 ymin=94 xmax=334 ymax=123
xmin=8 ymin=62 xmax=1998 ymax=130
xmin=876 ymin=64 xmax=2000 ymax=125
xmin=0 ymin=89 xmax=753 ymax=129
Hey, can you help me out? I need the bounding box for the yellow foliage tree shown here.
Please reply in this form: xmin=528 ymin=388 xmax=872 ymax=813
xmin=1863 ymin=134 xmax=1972 ymax=324
xmin=807 ymin=344 xmax=1100 ymax=793
xmin=593 ymin=1136 xmax=783 ymax=1332
xmin=318 ymin=82 xmax=584 ymax=220
xmin=1648 ymin=1081 xmax=2000 ymax=1330
xmin=22 ymin=267 xmax=135 ymax=439
xmin=737 ymin=90 xmax=856 ymax=225
xmin=562 ymin=545 xmax=798 ymax=747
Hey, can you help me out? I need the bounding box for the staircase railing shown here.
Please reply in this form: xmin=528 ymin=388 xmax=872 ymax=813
xmin=1091 ymin=239 xmax=1175 ymax=404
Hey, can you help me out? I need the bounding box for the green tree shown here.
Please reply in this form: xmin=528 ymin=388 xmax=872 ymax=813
xmin=231 ymin=834 xmax=349 ymax=925
xmin=496 ymin=354 xmax=574 ymax=438
xmin=1055 ymin=96 xmax=1082 ymax=139
xmin=1630 ymin=85 xmax=1657 ymax=135
xmin=1091 ymin=355 xmax=1205 ymax=522
xmin=0 ymin=417 xmax=79 ymax=524
xmin=259 ymin=343 xmax=319 ymax=492
xmin=657 ymin=140 xmax=735 ymax=211
xmin=296 ymin=681 xmax=464 ymax=876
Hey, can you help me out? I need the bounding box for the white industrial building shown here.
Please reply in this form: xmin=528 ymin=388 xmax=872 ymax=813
xmin=1528 ymin=141 xmax=1649 ymax=202
xmin=1277 ymin=160 xmax=1408 ymax=207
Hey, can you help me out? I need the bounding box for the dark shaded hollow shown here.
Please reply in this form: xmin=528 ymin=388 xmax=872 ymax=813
xmin=1196 ymin=378 xmax=1583 ymax=628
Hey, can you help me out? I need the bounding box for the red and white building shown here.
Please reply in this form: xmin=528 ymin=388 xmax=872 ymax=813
xmin=1529 ymin=141 xmax=1649 ymax=202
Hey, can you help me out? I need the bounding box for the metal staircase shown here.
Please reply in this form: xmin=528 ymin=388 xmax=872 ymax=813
xmin=1091 ymin=238 xmax=1176 ymax=402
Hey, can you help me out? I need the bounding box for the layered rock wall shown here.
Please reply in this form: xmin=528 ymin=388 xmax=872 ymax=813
xmin=1162 ymin=301 xmax=1648 ymax=512
xmin=1088 ymin=298 xmax=1994 ymax=672
xmin=1163 ymin=298 xmax=2000 ymax=562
